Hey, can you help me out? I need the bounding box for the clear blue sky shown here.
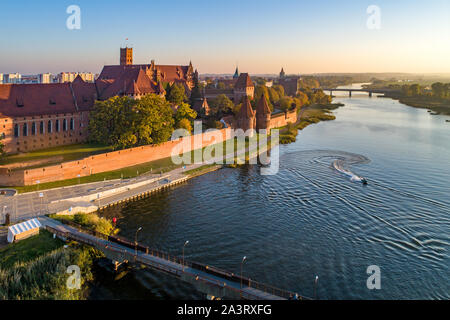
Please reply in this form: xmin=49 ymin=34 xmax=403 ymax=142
xmin=0 ymin=0 xmax=449 ymax=74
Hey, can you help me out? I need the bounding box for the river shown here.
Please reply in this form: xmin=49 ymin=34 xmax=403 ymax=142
xmin=92 ymin=84 xmax=450 ymax=300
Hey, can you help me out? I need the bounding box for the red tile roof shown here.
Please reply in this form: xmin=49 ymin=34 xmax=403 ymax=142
xmin=234 ymin=73 xmax=254 ymax=89
xmin=256 ymin=94 xmax=271 ymax=115
xmin=0 ymin=83 xmax=78 ymax=118
xmin=237 ymin=96 xmax=255 ymax=119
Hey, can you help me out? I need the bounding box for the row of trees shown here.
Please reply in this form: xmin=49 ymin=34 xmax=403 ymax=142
xmin=88 ymin=94 xmax=197 ymax=150
xmin=401 ymin=82 xmax=450 ymax=99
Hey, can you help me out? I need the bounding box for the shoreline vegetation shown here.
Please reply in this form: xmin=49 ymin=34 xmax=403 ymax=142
xmin=363 ymin=81 xmax=450 ymax=116
xmin=0 ymin=229 xmax=102 ymax=300
xmin=279 ymin=103 xmax=343 ymax=144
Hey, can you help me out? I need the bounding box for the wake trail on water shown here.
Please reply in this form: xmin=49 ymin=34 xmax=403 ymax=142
xmin=332 ymin=159 xmax=366 ymax=183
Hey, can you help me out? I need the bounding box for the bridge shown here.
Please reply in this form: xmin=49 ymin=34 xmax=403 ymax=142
xmin=40 ymin=217 xmax=310 ymax=300
xmin=314 ymin=87 xmax=400 ymax=97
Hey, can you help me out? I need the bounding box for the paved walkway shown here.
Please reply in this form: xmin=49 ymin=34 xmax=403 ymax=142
xmin=1 ymin=138 xmax=272 ymax=224
xmin=39 ymin=216 xmax=288 ymax=300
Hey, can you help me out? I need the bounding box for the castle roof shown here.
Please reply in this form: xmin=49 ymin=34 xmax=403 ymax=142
xmin=0 ymin=83 xmax=78 ymax=117
xmin=234 ymin=73 xmax=254 ymax=89
xmin=233 ymin=67 xmax=239 ymax=79
xmin=256 ymin=94 xmax=271 ymax=115
xmin=237 ymin=96 xmax=255 ymax=119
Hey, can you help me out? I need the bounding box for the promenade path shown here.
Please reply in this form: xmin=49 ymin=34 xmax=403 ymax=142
xmin=1 ymin=138 xmax=273 ymax=224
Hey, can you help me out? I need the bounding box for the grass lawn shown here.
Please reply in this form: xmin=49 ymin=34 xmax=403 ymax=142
xmin=0 ymin=229 xmax=65 ymax=269
xmin=9 ymin=139 xmax=242 ymax=193
xmin=0 ymin=143 xmax=113 ymax=167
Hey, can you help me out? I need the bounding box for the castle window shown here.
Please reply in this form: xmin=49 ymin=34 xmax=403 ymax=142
xmin=49 ymin=97 xmax=56 ymax=105
xmin=31 ymin=122 xmax=36 ymax=135
xmin=55 ymin=119 xmax=60 ymax=132
xmin=63 ymin=119 xmax=67 ymax=131
xmin=40 ymin=121 xmax=44 ymax=134
xmin=48 ymin=120 xmax=52 ymax=133
xmin=16 ymin=97 xmax=24 ymax=107
xmin=23 ymin=123 xmax=28 ymax=136
xmin=14 ymin=124 xmax=19 ymax=137
xmin=70 ymin=118 xmax=74 ymax=130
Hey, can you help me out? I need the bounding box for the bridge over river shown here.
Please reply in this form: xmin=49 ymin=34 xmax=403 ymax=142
xmin=314 ymin=87 xmax=400 ymax=97
xmin=40 ymin=217 xmax=309 ymax=300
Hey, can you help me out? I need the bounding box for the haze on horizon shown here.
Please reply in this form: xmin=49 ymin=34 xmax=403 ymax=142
xmin=0 ymin=0 xmax=449 ymax=75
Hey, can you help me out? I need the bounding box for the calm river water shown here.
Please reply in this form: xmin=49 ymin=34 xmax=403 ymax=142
xmin=93 ymin=85 xmax=450 ymax=300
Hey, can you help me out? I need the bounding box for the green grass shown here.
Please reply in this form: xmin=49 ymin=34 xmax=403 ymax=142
xmin=0 ymin=229 xmax=65 ymax=269
xmin=184 ymin=164 xmax=218 ymax=176
xmin=0 ymin=143 xmax=113 ymax=167
xmin=49 ymin=213 xmax=117 ymax=235
xmin=8 ymin=139 xmax=237 ymax=193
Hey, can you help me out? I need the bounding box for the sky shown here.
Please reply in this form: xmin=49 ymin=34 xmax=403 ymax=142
xmin=0 ymin=0 xmax=449 ymax=75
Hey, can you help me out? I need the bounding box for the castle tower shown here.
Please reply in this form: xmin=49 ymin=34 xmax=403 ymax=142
xmin=256 ymin=94 xmax=271 ymax=131
xmin=236 ymin=95 xmax=256 ymax=135
xmin=280 ymin=67 xmax=286 ymax=78
xmin=120 ymin=47 xmax=133 ymax=65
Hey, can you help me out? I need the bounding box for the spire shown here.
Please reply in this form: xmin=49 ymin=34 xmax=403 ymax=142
xmin=280 ymin=67 xmax=286 ymax=78
xmin=256 ymin=94 xmax=271 ymax=115
xmin=237 ymin=95 xmax=255 ymax=119
xmin=233 ymin=66 xmax=239 ymax=79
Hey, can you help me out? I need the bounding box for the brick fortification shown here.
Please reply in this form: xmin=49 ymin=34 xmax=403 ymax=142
xmin=0 ymin=128 xmax=231 ymax=186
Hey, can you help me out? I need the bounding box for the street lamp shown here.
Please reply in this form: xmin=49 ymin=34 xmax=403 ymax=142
xmin=135 ymin=227 xmax=143 ymax=258
xmin=182 ymin=240 xmax=189 ymax=272
xmin=240 ymin=256 xmax=247 ymax=298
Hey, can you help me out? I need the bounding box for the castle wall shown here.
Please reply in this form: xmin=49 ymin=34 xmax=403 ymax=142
xmin=0 ymin=128 xmax=231 ymax=186
xmin=268 ymin=109 xmax=297 ymax=129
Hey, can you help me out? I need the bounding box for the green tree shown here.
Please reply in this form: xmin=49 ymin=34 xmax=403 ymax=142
xmin=174 ymin=102 xmax=197 ymax=126
xmin=89 ymin=95 xmax=174 ymax=149
xmin=167 ymin=83 xmax=187 ymax=105
xmin=210 ymin=94 xmax=234 ymax=116
xmin=272 ymin=84 xmax=285 ymax=98
xmin=177 ymin=118 xmax=192 ymax=133
xmin=278 ymin=96 xmax=294 ymax=112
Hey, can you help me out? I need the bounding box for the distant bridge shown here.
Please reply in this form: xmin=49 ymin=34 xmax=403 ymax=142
xmin=41 ymin=217 xmax=310 ymax=300
xmin=314 ymin=87 xmax=400 ymax=97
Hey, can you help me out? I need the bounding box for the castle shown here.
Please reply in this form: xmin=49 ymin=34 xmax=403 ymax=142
xmin=0 ymin=48 xmax=194 ymax=154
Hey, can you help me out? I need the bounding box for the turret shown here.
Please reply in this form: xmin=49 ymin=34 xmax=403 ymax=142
xmin=236 ymin=95 xmax=256 ymax=135
xmin=256 ymin=94 xmax=271 ymax=131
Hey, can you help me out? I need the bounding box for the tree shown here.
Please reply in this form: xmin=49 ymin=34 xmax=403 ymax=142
xmin=177 ymin=118 xmax=192 ymax=133
xmin=278 ymin=96 xmax=294 ymax=112
xmin=210 ymin=94 xmax=234 ymax=116
xmin=295 ymin=91 xmax=309 ymax=107
xmin=89 ymin=94 xmax=174 ymax=150
xmin=272 ymin=84 xmax=285 ymax=98
xmin=175 ymin=103 xmax=197 ymax=123
xmin=410 ymin=84 xmax=422 ymax=96
xmin=431 ymin=82 xmax=446 ymax=99
xmin=167 ymin=83 xmax=187 ymax=105
xmin=190 ymin=72 xmax=202 ymax=106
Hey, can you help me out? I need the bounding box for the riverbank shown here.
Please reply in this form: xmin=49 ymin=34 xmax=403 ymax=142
xmin=279 ymin=103 xmax=343 ymax=144
xmin=396 ymin=96 xmax=450 ymax=116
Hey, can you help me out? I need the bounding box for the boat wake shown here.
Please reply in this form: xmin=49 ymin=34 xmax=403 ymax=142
xmin=333 ymin=159 xmax=368 ymax=184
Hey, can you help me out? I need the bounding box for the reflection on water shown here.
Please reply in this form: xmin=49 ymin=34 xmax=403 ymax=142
xmin=97 ymin=88 xmax=450 ymax=300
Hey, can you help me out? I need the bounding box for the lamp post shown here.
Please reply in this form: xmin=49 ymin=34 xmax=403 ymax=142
xmin=134 ymin=227 xmax=143 ymax=259
xmin=314 ymin=275 xmax=319 ymax=300
xmin=240 ymin=256 xmax=247 ymax=298
xmin=182 ymin=240 xmax=189 ymax=272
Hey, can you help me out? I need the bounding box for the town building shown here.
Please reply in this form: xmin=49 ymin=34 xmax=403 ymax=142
xmin=57 ymin=72 xmax=95 ymax=83
xmin=203 ymin=72 xmax=255 ymax=102
xmin=39 ymin=73 xmax=52 ymax=84
xmin=277 ymin=68 xmax=300 ymax=96
xmin=3 ymin=73 xmax=22 ymax=84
